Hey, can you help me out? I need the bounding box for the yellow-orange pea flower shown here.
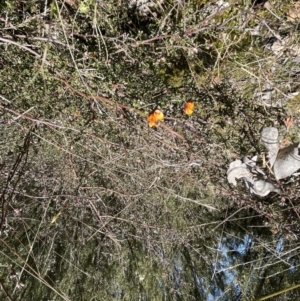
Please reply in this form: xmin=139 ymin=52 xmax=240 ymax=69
xmin=148 ymin=109 xmax=164 ymax=127
xmin=184 ymin=100 xmax=195 ymax=115
xmin=153 ymin=109 xmax=164 ymax=121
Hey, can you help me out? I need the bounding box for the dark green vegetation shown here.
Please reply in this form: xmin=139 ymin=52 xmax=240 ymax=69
xmin=1 ymin=0 xmax=300 ymax=300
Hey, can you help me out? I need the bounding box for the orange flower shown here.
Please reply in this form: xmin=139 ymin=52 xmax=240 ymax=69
xmin=153 ymin=109 xmax=164 ymax=121
xmin=148 ymin=109 xmax=164 ymax=127
xmin=148 ymin=113 xmax=157 ymax=127
xmin=184 ymin=100 xmax=195 ymax=115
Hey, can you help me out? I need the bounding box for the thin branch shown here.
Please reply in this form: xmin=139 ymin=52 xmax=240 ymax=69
xmin=0 ymin=36 xmax=41 ymax=58
xmin=0 ymin=279 xmax=15 ymax=301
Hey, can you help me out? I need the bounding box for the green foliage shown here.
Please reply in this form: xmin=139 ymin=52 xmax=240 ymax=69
xmin=1 ymin=0 xmax=300 ymax=300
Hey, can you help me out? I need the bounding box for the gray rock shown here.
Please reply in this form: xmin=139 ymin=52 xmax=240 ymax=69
xmin=250 ymin=180 xmax=281 ymax=196
xmin=273 ymin=143 xmax=300 ymax=180
xmin=227 ymin=155 xmax=281 ymax=196
xmin=260 ymin=127 xmax=279 ymax=167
